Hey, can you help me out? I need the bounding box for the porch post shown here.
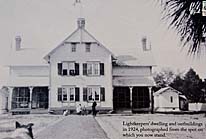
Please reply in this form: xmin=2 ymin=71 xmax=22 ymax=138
xmin=8 ymin=87 xmax=13 ymax=110
xmin=148 ymin=87 xmax=153 ymax=113
xmin=129 ymin=87 xmax=133 ymax=110
xmin=29 ymin=87 xmax=33 ymax=109
xmin=112 ymin=87 xmax=114 ymax=110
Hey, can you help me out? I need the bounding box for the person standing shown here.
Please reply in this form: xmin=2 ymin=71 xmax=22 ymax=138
xmin=92 ymin=100 xmax=97 ymax=117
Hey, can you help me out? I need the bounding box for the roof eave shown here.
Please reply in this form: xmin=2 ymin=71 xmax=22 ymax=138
xmin=43 ymin=28 xmax=80 ymax=60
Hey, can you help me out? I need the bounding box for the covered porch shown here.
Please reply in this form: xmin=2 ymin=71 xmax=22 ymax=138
xmin=8 ymin=86 xmax=49 ymax=114
xmin=113 ymin=76 xmax=155 ymax=113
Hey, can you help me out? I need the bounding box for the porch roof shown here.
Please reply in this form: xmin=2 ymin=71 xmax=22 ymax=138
xmin=113 ymin=76 xmax=155 ymax=87
xmin=5 ymin=76 xmax=49 ymax=87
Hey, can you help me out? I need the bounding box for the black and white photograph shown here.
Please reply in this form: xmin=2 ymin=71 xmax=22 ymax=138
xmin=0 ymin=0 xmax=206 ymax=139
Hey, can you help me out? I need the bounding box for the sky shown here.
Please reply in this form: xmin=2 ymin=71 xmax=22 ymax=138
xmin=0 ymin=0 xmax=206 ymax=86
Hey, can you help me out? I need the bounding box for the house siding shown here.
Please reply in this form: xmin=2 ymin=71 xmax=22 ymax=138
xmin=113 ymin=66 xmax=152 ymax=76
xmin=154 ymin=89 xmax=180 ymax=112
xmin=9 ymin=66 xmax=49 ymax=87
xmin=49 ymin=42 xmax=113 ymax=109
xmin=6 ymin=19 xmax=156 ymax=114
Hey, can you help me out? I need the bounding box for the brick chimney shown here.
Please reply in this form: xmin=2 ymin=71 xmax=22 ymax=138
xmin=77 ymin=18 xmax=85 ymax=28
xmin=15 ymin=36 xmax=21 ymax=51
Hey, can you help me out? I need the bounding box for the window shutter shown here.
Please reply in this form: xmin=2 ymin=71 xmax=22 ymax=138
xmin=57 ymin=63 xmax=62 ymax=75
xmin=75 ymin=63 xmax=79 ymax=75
xmin=57 ymin=88 xmax=62 ymax=101
xmin=100 ymin=87 xmax=105 ymax=101
xmin=100 ymin=63 xmax=104 ymax=75
xmin=75 ymin=87 xmax=80 ymax=101
xmin=83 ymin=63 xmax=87 ymax=75
xmin=83 ymin=87 xmax=87 ymax=101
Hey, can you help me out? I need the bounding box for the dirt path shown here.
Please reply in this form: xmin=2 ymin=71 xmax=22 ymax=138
xmin=35 ymin=115 xmax=108 ymax=139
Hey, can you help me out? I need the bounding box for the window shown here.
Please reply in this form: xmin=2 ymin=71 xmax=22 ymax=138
xmin=69 ymin=88 xmax=75 ymax=101
xmin=87 ymin=63 xmax=93 ymax=75
xmin=82 ymin=87 xmax=105 ymax=102
xmin=57 ymin=87 xmax=79 ymax=102
xmin=83 ymin=62 xmax=104 ymax=76
xmin=94 ymin=88 xmax=99 ymax=101
xmin=62 ymin=88 xmax=67 ymax=101
xmin=62 ymin=62 xmax=68 ymax=75
xmin=170 ymin=96 xmax=173 ymax=103
xmin=94 ymin=63 xmax=99 ymax=75
xmin=83 ymin=88 xmax=87 ymax=101
xmin=83 ymin=63 xmax=104 ymax=76
xmin=71 ymin=43 xmax=76 ymax=52
xmin=57 ymin=62 xmax=79 ymax=76
xmin=87 ymin=86 xmax=100 ymax=101
xmin=57 ymin=88 xmax=62 ymax=101
xmin=85 ymin=43 xmax=91 ymax=52
xmin=87 ymin=88 xmax=93 ymax=101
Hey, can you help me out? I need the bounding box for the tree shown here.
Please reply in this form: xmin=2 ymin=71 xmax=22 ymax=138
xmin=153 ymin=68 xmax=176 ymax=90
xmin=160 ymin=0 xmax=206 ymax=55
xmin=170 ymin=75 xmax=184 ymax=92
xmin=182 ymin=68 xmax=203 ymax=102
xmin=202 ymin=79 xmax=206 ymax=102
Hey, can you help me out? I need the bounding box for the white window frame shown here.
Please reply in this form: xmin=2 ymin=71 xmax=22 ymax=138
xmin=87 ymin=62 xmax=100 ymax=76
xmin=85 ymin=43 xmax=91 ymax=52
xmin=87 ymin=86 xmax=100 ymax=101
xmin=71 ymin=43 xmax=76 ymax=52
xmin=60 ymin=86 xmax=76 ymax=102
xmin=68 ymin=87 xmax=75 ymax=101
xmin=62 ymin=88 xmax=67 ymax=101
xmin=62 ymin=61 xmax=75 ymax=76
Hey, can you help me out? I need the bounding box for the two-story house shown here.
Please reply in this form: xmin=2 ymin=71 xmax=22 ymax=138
xmin=44 ymin=18 xmax=114 ymax=113
xmin=5 ymin=18 xmax=155 ymax=114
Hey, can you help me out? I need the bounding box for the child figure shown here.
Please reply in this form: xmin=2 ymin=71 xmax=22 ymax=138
xmin=76 ymin=104 xmax=82 ymax=115
xmin=82 ymin=105 xmax=87 ymax=115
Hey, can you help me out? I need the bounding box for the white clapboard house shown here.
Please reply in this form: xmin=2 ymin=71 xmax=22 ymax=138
xmin=5 ymin=18 xmax=156 ymax=114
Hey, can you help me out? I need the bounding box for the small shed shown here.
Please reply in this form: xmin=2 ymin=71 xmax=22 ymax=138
xmin=154 ymin=86 xmax=188 ymax=112
xmin=0 ymin=87 xmax=9 ymax=114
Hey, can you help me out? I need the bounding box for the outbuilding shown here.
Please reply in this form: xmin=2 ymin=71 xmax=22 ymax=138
xmin=154 ymin=86 xmax=188 ymax=112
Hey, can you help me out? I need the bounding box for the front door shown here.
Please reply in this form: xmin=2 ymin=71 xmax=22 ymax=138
xmin=113 ymin=87 xmax=130 ymax=110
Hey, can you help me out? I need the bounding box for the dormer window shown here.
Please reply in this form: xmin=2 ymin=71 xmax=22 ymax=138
xmin=85 ymin=43 xmax=91 ymax=52
xmin=71 ymin=43 xmax=76 ymax=52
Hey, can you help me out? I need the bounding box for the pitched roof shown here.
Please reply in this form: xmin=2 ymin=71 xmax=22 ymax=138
xmin=154 ymin=86 xmax=183 ymax=96
xmin=115 ymin=51 xmax=156 ymax=66
xmin=6 ymin=48 xmax=49 ymax=66
xmin=44 ymin=20 xmax=114 ymax=60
